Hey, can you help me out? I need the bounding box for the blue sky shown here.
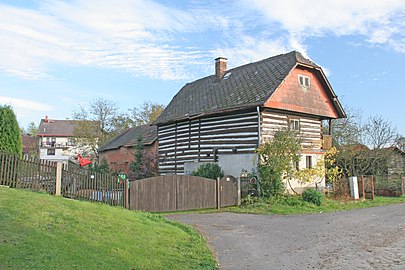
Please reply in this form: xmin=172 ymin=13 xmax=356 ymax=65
xmin=0 ymin=0 xmax=404 ymax=135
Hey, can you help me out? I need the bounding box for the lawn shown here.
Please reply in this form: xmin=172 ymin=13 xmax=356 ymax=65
xmin=0 ymin=187 xmax=217 ymax=270
xmin=227 ymin=195 xmax=405 ymax=215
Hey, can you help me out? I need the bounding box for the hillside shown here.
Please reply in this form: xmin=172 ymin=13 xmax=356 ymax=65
xmin=0 ymin=187 xmax=216 ymax=270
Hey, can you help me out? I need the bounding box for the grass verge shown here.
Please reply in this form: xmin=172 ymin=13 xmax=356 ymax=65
xmin=227 ymin=195 xmax=405 ymax=215
xmin=0 ymin=187 xmax=217 ymax=270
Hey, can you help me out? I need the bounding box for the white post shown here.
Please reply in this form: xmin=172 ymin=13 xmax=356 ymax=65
xmin=348 ymin=176 xmax=359 ymax=200
xmin=55 ymin=162 xmax=62 ymax=196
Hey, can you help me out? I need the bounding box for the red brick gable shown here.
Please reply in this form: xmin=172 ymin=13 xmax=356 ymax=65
xmin=264 ymin=66 xmax=339 ymax=119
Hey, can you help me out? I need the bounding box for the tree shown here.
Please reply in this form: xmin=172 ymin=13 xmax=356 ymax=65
xmin=324 ymin=106 xmax=362 ymax=147
xmin=331 ymin=114 xmax=399 ymax=176
xmin=362 ymin=115 xmax=398 ymax=149
xmin=256 ymin=130 xmax=301 ymax=197
xmin=26 ymin=122 xmax=38 ymax=136
xmin=0 ymin=105 xmax=22 ymax=157
xmin=191 ymin=163 xmax=224 ymax=180
xmin=128 ymin=101 xmax=165 ymax=126
xmin=130 ymin=135 xmax=157 ymax=180
xmin=72 ymin=98 xmax=120 ymax=159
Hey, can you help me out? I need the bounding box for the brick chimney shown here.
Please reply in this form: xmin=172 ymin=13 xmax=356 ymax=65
xmin=45 ymin=115 xmax=49 ymax=123
xmin=215 ymin=57 xmax=227 ymax=79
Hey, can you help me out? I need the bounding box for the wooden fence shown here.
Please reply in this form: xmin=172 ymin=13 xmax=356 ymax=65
xmin=359 ymin=174 xmax=404 ymax=199
xmin=62 ymin=161 xmax=127 ymax=207
xmin=0 ymin=152 xmax=57 ymax=193
xmin=129 ymin=175 xmax=239 ymax=212
xmin=0 ymin=152 xmax=127 ymax=208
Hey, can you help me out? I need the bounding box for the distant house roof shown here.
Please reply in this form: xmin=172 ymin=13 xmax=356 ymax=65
xmin=37 ymin=117 xmax=77 ymax=137
xmin=155 ymin=51 xmax=345 ymax=125
xmin=99 ymin=125 xmax=157 ymax=152
xmin=22 ymin=134 xmax=37 ymax=155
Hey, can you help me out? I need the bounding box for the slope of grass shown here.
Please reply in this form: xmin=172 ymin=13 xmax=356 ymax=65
xmin=227 ymin=195 xmax=405 ymax=215
xmin=0 ymin=187 xmax=216 ymax=270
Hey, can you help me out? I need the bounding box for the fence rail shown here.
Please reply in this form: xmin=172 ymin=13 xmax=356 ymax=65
xmin=0 ymin=152 xmax=57 ymax=193
xmin=62 ymin=161 xmax=126 ymax=207
xmin=0 ymin=152 xmax=127 ymax=208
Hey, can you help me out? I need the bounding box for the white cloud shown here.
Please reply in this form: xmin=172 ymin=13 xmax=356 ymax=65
xmin=0 ymin=1 xmax=217 ymax=80
xmin=0 ymin=96 xmax=54 ymax=126
xmin=245 ymin=0 xmax=405 ymax=51
xmin=211 ymin=35 xmax=289 ymax=69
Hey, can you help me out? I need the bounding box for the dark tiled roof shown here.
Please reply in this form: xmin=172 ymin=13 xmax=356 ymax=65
xmin=37 ymin=119 xmax=77 ymax=136
xmin=155 ymin=51 xmax=320 ymax=124
xmin=99 ymin=125 xmax=157 ymax=152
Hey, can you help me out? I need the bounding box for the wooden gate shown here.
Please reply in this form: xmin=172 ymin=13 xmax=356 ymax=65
xmin=129 ymin=175 xmax=239 ymax=212
xmin=220 ymin=175 xmax=239 ymax=207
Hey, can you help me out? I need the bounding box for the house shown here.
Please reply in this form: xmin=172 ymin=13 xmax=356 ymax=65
xmin=98 ymin=125 xmax=158 ymax=176
xmin=154 ymin=51 xmax=346 ymax=193
xmin=385 ymin=147 xmax=405 ymax=175
xmin=37 ymin=116 xmax=92 ymax=163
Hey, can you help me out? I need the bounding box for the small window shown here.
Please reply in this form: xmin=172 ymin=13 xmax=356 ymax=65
xmin=298 ymin=75 xmax=310 ymax=87
xmin=68 ymin=138 xmax=75 ymax=146
xmin=47 ymin=149 xmax=55 ymax=156
xmin=290 ymin=119 xmax=300 ymax=131
xmin=306 ymin=156 xmax=312 ymax=169
xmin=295 ymin=161 xmax=300 ymax=171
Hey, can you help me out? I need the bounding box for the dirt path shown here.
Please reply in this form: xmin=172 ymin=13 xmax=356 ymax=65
xmin=167 ymin=203 xmax=405 ymax=269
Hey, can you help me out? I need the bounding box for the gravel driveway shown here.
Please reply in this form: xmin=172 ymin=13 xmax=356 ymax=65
xmin=167 ymin=203 xmax=405 ymax=269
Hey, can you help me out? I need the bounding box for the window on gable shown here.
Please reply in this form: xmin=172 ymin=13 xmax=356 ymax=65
xmin=306 ymin=156 xmax=312 ymax=169
xmin=298 ymin=75 xmax=310 ymax=87
xmin=289 ymin=119 xmax=300 ymax=131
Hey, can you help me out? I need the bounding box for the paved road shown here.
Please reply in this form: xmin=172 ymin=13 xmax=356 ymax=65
xmin=167 ymin=204 xmax=405 ymax=269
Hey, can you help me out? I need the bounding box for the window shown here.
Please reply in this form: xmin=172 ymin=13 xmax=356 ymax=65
xmin=295 ymin=161 xmax=300 ymax=171
xmin=290 ymin=119 xmax=300 ymax=131
xmin=51 ymin=137 xmax=56 ymax=147
xmin=298 ymin=75 xmax=310 ymax=87
xmin=47 ymin=149 xmax=55 ymax=156
xmin=46 ymin=137 xmax=50 ymax=145
xmin=306 ymin=156 xmax=312 ymax=169
xmin=68 ymin=138 xmax=75 ymax=146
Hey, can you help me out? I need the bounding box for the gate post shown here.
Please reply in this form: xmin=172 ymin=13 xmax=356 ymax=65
xmin=237 ymin=177 xmax=241 ymax=206
xmin=55 ymin=162 xmax=62 ymax=196
xmin=217 ymin=177 xmax=220 ymax=210
xmin=401 ymin=176 xmax=404 ymax=196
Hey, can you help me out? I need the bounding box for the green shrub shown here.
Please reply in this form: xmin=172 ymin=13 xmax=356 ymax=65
xmin=302 ymin=189 xmax=324 ymax=206
xmin=0 ymin=105 xmax=22 ymax=157
xmin=191 ymin=163 xmax=224 ymax=180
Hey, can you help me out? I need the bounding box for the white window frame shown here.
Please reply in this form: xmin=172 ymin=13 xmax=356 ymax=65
xmin=298 ymin=75 xmax=310 ymax=87
xmin=306 ymin=156 xmax=313 ymax=169
xmin=289 ymin=119 xmax=300 ymax=132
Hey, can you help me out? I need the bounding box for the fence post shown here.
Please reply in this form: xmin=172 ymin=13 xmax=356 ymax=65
xmin=361 ymin=175 xmax=365 ymax=200
xmin=217 ymin=177 xmax=221 ymax=210
xmin=125 ymin=179 xmax=129 ymax=209
xmin=371 ymin=175 xmax=375 ymax=200
xmin=402 ymin=176 xmax=404 ymax=196
xmin=55 ymin=162 xmax=62 ymax=196
xmin=237 ymin=177 xmax=241 ymax=206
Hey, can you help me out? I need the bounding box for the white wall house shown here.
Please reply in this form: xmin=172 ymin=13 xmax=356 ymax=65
xmin=37 ymin=116 xmax=93 ymax=163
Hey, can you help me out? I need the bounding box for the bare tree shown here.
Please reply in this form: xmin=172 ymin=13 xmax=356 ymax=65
xmin=128 ymin=101 xmax=165 ymax=126
xmin=362 ymin=115 xmax=398 ymax=149
xmin=72 ymin=98 xmax=120 ymax=159
xmin=325 ymin=106 xmax=362 ymax=147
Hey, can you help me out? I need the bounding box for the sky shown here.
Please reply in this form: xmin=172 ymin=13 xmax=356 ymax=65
xmin=0 ymin=0 xmax=404 ymax=135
